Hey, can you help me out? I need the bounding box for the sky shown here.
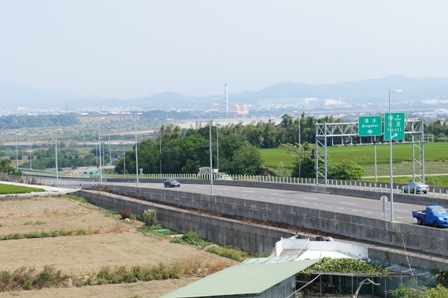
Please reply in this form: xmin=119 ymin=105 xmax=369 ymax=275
xmin=1 ymin=0 xmax=448 ymax=99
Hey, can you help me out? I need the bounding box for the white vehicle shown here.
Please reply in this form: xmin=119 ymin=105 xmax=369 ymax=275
xmin=197 ymin=167 xmax=218 ymax=177
xmin=217 ymin=173 xmax=233 ymax=180
xmin=197 ymin=167 xmax=232 ymax=180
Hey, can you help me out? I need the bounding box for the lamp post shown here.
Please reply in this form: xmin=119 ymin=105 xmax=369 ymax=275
xmin=388 ymin=89 xmax=402 ymax=222
xmin=209 ymin=105 xmax=214 ymax=195
xmin=55 ymin=129 xmax=60 ymax=187
xmin=123 ymin=142 xmax=126 ymax=174
xmin=29 ymin=141 xmax=32 ymax=169
xmin=134 ymin=115 xmax=139 ymax=187
xmin=159 ymin=129 xmax=162 ymax=175
xmin=98 ymin=121 xmax=103 ymax=184
xmin=298 ymin=117 xmax=301 ymax=179
xmin=216 ymin=124 xmax=220 ymax=171
xmin=15 ymin=133 xmax=19 ymax=170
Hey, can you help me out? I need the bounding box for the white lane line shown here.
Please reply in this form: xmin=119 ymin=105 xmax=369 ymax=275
xmin=341 ymin=202 xmax=359 ymax=206
xmin=395 ymin=209 xmax=409 ymax=212
xmin=304 ymin=196 xmax=319 ymax=200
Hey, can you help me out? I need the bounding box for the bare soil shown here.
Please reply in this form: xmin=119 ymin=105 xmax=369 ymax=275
xmin=0 ymin=196 xmax=237 ymax=297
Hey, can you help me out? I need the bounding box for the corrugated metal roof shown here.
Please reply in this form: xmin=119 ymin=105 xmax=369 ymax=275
xmin=161 ymin=259 xmax=317 ymax=298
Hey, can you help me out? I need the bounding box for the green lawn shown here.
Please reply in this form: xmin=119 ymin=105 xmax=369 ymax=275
xmin=259 ymin=142 xmax=448 ymax=186
xmin=259 ymin=148 xmax=296 ymax=169
xmin=326 ymin=142 xmax=448 ymax=165
xmin=260 ymin=142 xmax=448 ymax=168
xmin=0 ymin=184 xmax=45 ymax=195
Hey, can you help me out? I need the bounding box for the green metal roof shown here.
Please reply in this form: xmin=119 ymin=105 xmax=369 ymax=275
xmin=161 ymin=259 xmax=317 ymax=298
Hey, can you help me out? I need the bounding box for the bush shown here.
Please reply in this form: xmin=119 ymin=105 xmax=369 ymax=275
xmin=170 ymin=231 xmax=213 ymax=247
xmin=141 ymin=210 xmax=157 ymax=227
xmin=206 ymin=246 xmax=248 ymax=262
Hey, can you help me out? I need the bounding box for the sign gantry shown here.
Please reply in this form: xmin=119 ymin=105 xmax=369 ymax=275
xmin=314 ymin=117 xmax=425 ymax=186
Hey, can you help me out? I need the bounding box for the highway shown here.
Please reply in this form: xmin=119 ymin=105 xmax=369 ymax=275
xmin=120 ymin=182 xmax=428 ymax=225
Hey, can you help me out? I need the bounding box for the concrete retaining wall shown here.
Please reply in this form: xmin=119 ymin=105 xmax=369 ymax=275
xmin=75 ymin=189 xmax=448 ymax=271
xmin=90 ymin=184 xmax=448 ymax=260
xmin=75 ymin=190 xmax=294 ymax=255
xmin=107 ymin=177 xmax=448 ymax=206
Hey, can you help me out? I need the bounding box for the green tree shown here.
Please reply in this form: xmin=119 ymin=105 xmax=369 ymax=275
xmin=227 ymin=142 xmax=263 ymax=175
xmin=0 ymin=159 xmax=16 ymax=174
xmin=328 ymin=160 xmax=365 ymax=180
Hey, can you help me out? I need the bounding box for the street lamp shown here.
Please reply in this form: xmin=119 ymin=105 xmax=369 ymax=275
xmin=98 ymin=121 xmax=103 ymax=184
xmin=134 ymin=115 xmax=140 ymax=187
xmin=55 ymin=129 xmax=61 ymax=187
xmin=15 ymin=133 xmax=19 ymax=171
xmin=122 ymin=142 xmax=126 ymax=174
xmin=388 ymin=89 xmax=402 ymax=222
xmin=29 ymin=141 xmax=32 ymax=169
xmin=209 ymin=104 xmax=214 ymax=195
xmin=159 ymin=128 xmax=162 ymax=175
xmin=216 ymin=124 xmax=220 ymax=170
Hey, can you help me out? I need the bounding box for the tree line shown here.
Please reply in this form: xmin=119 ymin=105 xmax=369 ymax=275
xmin=115 ymin=114 xmax=447 ymax=179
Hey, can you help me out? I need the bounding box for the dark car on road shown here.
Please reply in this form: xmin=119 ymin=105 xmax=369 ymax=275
xmin=164 ymin=179 xmax=181 ymax=188
xmin=402 ymin=182 xmax=429 ymax=194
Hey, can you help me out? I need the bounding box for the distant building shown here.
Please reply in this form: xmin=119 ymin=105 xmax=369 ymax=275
xmin=219 ymin=103 xmax=249 ymax=115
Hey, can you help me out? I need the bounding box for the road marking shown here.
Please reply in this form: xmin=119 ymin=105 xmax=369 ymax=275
xmin=341 ymin=202 xmax=358 ymax=206
xmin=304 ymin=196 xmax=318 ymax=200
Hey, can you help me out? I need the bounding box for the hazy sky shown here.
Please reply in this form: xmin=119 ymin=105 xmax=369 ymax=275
xmin=1 ymin=1 xmax=448 ymax=98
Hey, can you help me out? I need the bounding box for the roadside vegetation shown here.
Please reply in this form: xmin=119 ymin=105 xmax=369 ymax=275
xmin=0 ymin=197 xmax=237 ymax=296
xmin=3 ymin=113 xmax=447 ymax=182
xmin=0 ymin=183 xmax=44 ymax=194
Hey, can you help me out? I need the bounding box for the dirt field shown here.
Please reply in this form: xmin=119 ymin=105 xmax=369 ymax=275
xmin=0 ymin=196 xmax=237 ymax=297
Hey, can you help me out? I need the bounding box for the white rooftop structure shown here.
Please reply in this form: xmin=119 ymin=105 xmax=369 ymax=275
xmin=272 ymin=237 xmax=369 ymax=261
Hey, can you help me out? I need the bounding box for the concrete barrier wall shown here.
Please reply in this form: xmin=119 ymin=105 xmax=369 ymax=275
xmin=107 ymin=177 xmax=447 ymax=206
xmin=75 ymin=190 xmax=294 ymax=255
xmin=75 ymin=189 xmax=448 ymax=271
xmin=94 ymin=184 xmax=448 ymax=260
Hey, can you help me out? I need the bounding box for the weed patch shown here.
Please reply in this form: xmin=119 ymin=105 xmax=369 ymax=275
xmin=170 ymin=231 xmax=213 ymax=247
xmin=0 ymin=266 xmax=68 ymax=292
xmin=205 ymin=246 xmax=249 ymax=262
xmin=0 ymin=229 xmax=91 ymax=241
xmin=23 ymin=220 xmax=46 ymax=226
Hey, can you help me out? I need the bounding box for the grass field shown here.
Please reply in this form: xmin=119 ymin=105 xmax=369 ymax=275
xmin=260 ymin=142 xmax=448 ymax=168
xmin=0 ymin=196 xmax=236 ymax=297
xmin=0 ymin=184 xmax=45 ymax=194
xmin=260 ymin=142 xmax=448 ymax=186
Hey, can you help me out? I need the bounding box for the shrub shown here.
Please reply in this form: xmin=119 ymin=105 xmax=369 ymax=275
xmin=119 ymin=209 xmax=133 ymax=220
xmin=141 ymin=209 xmax=157 ymax=227
xmin=170 ymin=231 xmax=213 ymax=247
xmin=206 ymin=246 xmax=248 ymax=262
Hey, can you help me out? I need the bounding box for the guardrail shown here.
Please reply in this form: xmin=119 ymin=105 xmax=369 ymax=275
xmin=15 ymin=171 xmax=448 ymax=200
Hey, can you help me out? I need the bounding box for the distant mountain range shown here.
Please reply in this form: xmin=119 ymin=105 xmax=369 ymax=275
xmin=1 ymin=75 xmax=448 ymax=110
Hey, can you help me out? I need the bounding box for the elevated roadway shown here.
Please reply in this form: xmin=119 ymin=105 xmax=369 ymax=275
xmin=123 ymin=182 xmax=425 ymax=225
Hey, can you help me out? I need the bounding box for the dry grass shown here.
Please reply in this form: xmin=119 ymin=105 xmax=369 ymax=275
xmin=0 ymin=196 xmax=238 ymax=297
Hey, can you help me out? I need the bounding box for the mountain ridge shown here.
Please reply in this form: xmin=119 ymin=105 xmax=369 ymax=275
xmin=1 ymin=75 xmax=447 ymax=109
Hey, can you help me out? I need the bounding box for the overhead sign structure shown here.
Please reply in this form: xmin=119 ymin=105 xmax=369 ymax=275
xmin=384 ymin=112 xmax=405 ymax=141
xmin=358 ymin=116 xmax=382 ymax=137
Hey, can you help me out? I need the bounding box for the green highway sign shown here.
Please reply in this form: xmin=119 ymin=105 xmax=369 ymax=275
xmin=384 ymin=112 xmax=405 ymax=141
xmin=358 ymin=116 xmax=382 ymax=136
